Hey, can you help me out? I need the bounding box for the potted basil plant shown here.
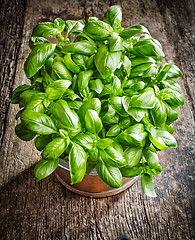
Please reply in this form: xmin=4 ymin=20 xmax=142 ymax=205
xmin=11 ymin=5 xmax=184 ymax=197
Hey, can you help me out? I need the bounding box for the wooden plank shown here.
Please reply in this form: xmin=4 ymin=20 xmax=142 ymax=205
xmin=0 ymin=0 xmax=194 ymax=239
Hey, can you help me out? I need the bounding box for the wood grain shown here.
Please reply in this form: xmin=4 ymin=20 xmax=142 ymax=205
xmin=0 ymin=0 xmax=194 ymax=239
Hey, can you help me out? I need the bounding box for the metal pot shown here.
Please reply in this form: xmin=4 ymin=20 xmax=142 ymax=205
xmin=55 ymin=159 xmax=138 ymax=198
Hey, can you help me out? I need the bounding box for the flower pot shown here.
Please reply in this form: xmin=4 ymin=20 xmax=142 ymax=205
xmin=55 ymin=158 xmax=138 ymax=198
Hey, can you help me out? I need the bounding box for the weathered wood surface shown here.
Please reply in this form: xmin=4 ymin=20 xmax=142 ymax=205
xmin=0 ymin=0 xmax=194 ymax=239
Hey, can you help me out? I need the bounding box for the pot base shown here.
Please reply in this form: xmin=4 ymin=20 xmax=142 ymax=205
xmin=55 ymin=160 xmax=138 ymax=198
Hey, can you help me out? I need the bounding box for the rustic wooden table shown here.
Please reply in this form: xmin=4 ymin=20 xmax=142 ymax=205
xmin=0 ymin=0 xmax=194 ymax=239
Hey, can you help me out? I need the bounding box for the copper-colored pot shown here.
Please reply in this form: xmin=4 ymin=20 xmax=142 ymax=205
xmin=55 ymin=159 xmax=138 ymax=198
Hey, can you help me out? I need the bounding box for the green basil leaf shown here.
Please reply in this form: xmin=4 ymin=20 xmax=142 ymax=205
xmin=141 ymin=174 xmax=156 ymax=197
xmin=164 ymin=102 xmax=179 ymax=125
xmin=160 ymin=79 xmax=182 ymax=93
xmin=72 ymin=54 xmax=88 ymax=70
xmin=112 ymin=75 xmax=122 ymax=95
xmin=131 ymin=62 xmax=154 ymax=76
xmin=41 ymin=137 xmax=69 ymax=160
xmin=167 ymin=65 xmax=182 ymax=78
xmin=150 ymin=99 xmax=167 ymax=127
xmin=65 ymin=20 xmax=84 ymax=36
xmin=120 ymin=164 xmax=143 ymax=177
xmin=45 ymin=80 xmax=71 ymax=100
xmin=122 ymin=96 xmax=148 ymax=121
xmin=72 ymin=132 xmax=95 ymax=150
xmin=21 ymin=110 xmax=57 ymax=135
xmin=96 ymin=138 xmax=114 ymax=150
xmin=29 ymin=37 xmax=49 ymax=50
xmin=19 ymin=89 xmax=41 ymax=108
xmin=41 ymin=66 xmax=54 ymax=88
xmin=142 ymin=65 xmax=158 ymax=78
xmin=124 ymin=124 xmax=147 ymax=147
xmin=84 ymin=19 xmax=113 ymax=40
xmin=69 ymin=143 xmax=87 ymax=184
xmin=25 ymin=93 xmax=46 ymax=113
xmin=123 ymin=146 xmax=142 ymax=168
xmin=50 ymin=99 xmax=82 ymax=137
xmin=143 ymin=149 xmax=159 ymax=170
xmin=121 ymin=55 xmax=131 ymax=77
xmin=32 ymin=22 xmax=59 ymax=37
xmin=156 ymin=62 xmax=173 ymax=82
xmin=85 ymin=109 xmax=103 ymax=134
xmin=35 ymin=135 xmax=52 ymax=151
xmin=34 ymin=158 xmax=59 ymax=181
xmin=103 ymin=141 xmax=126 ymax=168
xmin=109 ymin=96 xmax=129 ymax=117
xmin=103 ymin=5 xmax=122 ymax=31
xmin=78 ymin=98 xmax=101 ymax=122
xmin=51 ymin=61 xmax=72 ymax=81
xmin=62 ymin=40 xmax=96 ymax=55
xmin=120 ymin=25 xmax=149 ymax=39
xmin=78 ymin=70 xmax=93 ymax=92
xmin=11 ymin=84 xmax=33 ymax=104
xmin=94 ymin=45 xmax=121 ymax=79
xmin=15 ymin=123 xmax=36 ymax=141
xmin=129 ymin=87 xmax=156 ymax=109
xmin=63 ymin=53 xmax=80 ymax=74
xmin=101 ymin=105 xmax=119 ymax=124
xmin=63 ymin=89 xmax=80 ymax=101
xmin=131 ymin=39 xmax=164 ymax=57
xmin=86 ymin=159 xmax=97 ymax=175
xmin=24 ymin=43 xmax=56 ymax=78
xmin=131 ymin=56 xmax=155 ymax=66
xmin=106 ymin=124 xmax=120 ymax=137
xmin=108 ymin=33 xmax=124 ymax=52
xmin=96 ymin=159 xmax=123 ymax=188
xmin=53 ymin=18 xmax=65 ymax=32
xmin=157 ymin=88 xmax=184 ymax=106
xmin=89 ymin=79 xmax=104 ymax=94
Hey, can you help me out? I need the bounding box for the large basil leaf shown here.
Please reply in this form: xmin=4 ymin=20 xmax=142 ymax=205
xmin=89 ymin=79 xmax=104 ymax=94
xmin=32 ymin=20 xmax=64 ymax=37
xmin=109 ymin=96 xmax=129 ymax=117
xmin=131 ymin=39 xmax=164 ymax=57
xmin=103 ymin=5 xmax=122 ymax=31
xmin=29 ymin=37 xmax=49 ymax=50
xmin=78 ymin=98 xmax=101 ymax=122
xmin=69 ymin=143 xmax=87 ymax=184
xmin=146 ymin=123 xmax=177 ymax=150
xmin=62 ymin=40 xmax=96 ymax=55
xmin=101 ymin=104 xmax=119 ymax=124
xmin=78 ymin=70 xmax=93 ymax=92
xmin=129 ymin=87 xmax=156 ymax=109
xmin=141 ymin=174 xmax=156 ymax=197
xmin=65 ymin=20 xmax=84 ymax=36
xmin=106 ymin=124 xmax=120 ymax=137
xmin=64 ymin=53 xmax=80 ymax=74
xmin=72 ymin=54 xmax=89 ymax=70
xmin=41 ymin=137 xmax=69 ymax=160
xmin=84 ymin=19 xmax=113 ymax=40
xmin=21 ymin=110 xmax=58 ymax=135
xmin=120 ymin=25 xmax=149 ymax=39
xmin=150 ymin=99 xmax=167 ymax=127
xmin=35 ymin=135 xmax=52 ymax=151
xmin=120 ymin=164 xmax=143 ymax=177
xmin=123 ymin=146 xmax=142 ymax=168
xmin=143 ymin=149 xmax=160 ymax=170
xmin=15 ymin=123 xmax=36 ymax=141
xmin=122 ymin=96 xmax=148 ymax=121
xmin=50 ymin=99 xmax=81 ymax=137
xmin=164 ymin=102 xmax=179 ymax=125
xmin=11 ymin=84 xmax=33 ymax=104
xmin=24 ymin=43 xmax=56 ymax=78
xmin=124 ymin=124 xmax=147 ymax=147
xmin=51 ymin=61 xmax=72 ymax=81
xmin=19 ymin=89 xmax=40 ymax=108
xmin=94 ymin=45 xmax=121 ymax=79
xmin=108 ymin=33 xmax=124 ymax=52
xmin=160 ymin=79 xmax=181 ymax=93
xmin=103 ymin=141 xmax=126 ymax=168
xmin=85 ymin=109 xmax=103 ymax=134
xmin=45 ymin=80 xmax=71 ymax=100
xmin=131 ymin=62 xmax=154 ymax=76
xmin=157 ymin=88 xmax=184 ymax=106
xmin=72 ymin=132 xmax=95 ymax=150
xmin=96 ymin=138 xmax=113 ymax=150
xmin=25 ymin=92 xmax=46 ymax=113
xmin=131 ymin=56 xmax=155 ymax=66
xmin=34 ymin=158 xmax=59 ymax=181
xmin=96 ymin=159 xmax=123 ymax=188
xmin=167 ymin=65 xmax=182 ymax=79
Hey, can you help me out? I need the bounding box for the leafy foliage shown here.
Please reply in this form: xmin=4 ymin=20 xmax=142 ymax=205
xmin=11 ymin=5 xmax=184 ymax=197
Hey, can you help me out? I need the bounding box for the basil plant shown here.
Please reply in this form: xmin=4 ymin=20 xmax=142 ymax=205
xmin=11 ymin=5 xmax=184 ymax=197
